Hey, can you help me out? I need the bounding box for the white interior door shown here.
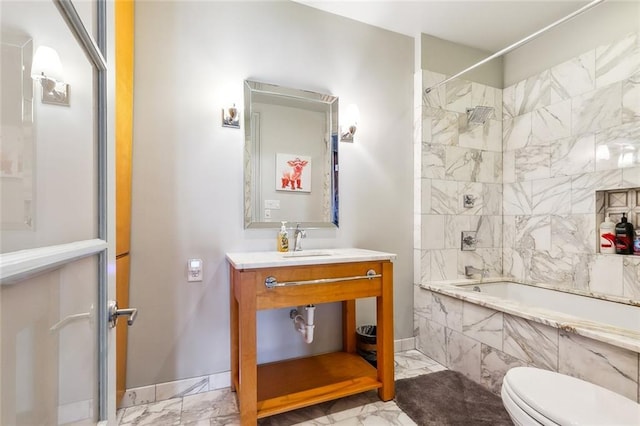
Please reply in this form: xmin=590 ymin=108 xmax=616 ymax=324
xmin=0 ymin=0 xmax=115 ymax=424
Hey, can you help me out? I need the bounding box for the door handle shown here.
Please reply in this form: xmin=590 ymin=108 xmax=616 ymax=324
xmin=50 ymin=311 xmax=92 ymax=333
xmin=108 ymin=300 xmax=138 ymax=328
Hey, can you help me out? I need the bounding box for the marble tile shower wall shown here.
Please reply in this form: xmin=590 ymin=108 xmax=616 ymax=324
xmin=415 ymin=71 xmax=504 ymax=284
xmin=412 ymin=31 xmax=640 ymax=406
xmin=502 ymin=32 xmax=640 ymax=298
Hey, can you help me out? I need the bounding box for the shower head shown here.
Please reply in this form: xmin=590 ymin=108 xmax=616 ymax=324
xmin=466 ymin=106 xmax=494 ymax=124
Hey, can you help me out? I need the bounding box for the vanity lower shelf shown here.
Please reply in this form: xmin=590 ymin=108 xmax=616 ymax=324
xmin=255 ymin=352 xmax=381 ymax=418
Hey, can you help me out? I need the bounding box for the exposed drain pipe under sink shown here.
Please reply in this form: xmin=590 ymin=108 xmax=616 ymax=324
xmin=290 ymin=305 xmax=316 ymax=344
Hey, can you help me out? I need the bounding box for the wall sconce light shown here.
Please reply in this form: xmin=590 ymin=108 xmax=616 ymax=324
xmin=340 ymin=104 xmax=359 ymax=142
xmin=30 ymin=46 xmax=69 ymax=106
xmin=222 ymin=104 xmax=240 ymax=129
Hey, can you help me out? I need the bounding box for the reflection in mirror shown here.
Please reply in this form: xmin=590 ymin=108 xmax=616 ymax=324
xmin=244 ymin=80 xmax=339 ymax=229
xmin=1 ymin=0 xmax=99 ymax=254
xmin=1 ymin=33 xmax=34 ymax=231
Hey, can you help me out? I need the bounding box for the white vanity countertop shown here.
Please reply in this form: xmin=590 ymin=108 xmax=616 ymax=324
xmin=225 ymin=248 xmax=396 ymax=270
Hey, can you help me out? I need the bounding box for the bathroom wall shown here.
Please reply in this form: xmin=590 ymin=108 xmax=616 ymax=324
xmin=502 ymin=30 xmax=640 ymax=299
xmin=504 ymin=1 xmax=640 ymax=86
xmin=414 ymin=72 xmax=504 ymax=284
xmin=415 ymin=2 xmax=640 ymax=303
xmin=412 ymin=3 xmax=640 ymax=405
xmin=129 ymin=1 xmax=414 ymax=388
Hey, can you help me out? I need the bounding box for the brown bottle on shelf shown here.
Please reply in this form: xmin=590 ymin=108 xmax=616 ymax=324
xmin=615 ymin=213 xmax=634 ymax=254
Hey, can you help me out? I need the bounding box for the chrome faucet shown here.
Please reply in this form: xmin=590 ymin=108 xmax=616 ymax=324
xmin=464 ymin=265 xmax=487 ymax=278
xmin=293 ymin=223 xmax=306 ymax=251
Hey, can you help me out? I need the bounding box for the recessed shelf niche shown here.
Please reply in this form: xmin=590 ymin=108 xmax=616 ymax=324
xmin=595 ymin=187 xmax=640 ymax=254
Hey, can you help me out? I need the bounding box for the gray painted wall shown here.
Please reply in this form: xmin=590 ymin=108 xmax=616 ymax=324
xmin=129 ymin=1 xmax=413 ymax=387
xmin=421 ymin=33 xmax=503 ymax=89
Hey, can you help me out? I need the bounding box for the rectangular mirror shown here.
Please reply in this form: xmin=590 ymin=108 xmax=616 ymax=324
xmin=244 ymin=80 xmax=339 ymax=229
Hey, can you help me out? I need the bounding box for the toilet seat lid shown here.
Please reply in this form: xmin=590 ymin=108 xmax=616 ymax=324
xmin=504 ymin=367 xmax=640 ymax=425
xmin=502 ymin=379 xmax=559 ymax=426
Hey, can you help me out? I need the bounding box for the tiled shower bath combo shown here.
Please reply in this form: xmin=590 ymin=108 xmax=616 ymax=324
xmin=414 ymin=32 xmax=640 ymax=401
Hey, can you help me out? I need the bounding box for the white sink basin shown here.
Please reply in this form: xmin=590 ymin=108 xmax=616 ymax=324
xmin=281 ymin=250 xmax=332 ymax=258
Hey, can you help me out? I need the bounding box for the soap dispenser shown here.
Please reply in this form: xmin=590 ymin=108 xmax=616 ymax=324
xmin=599 ymin=215 xmax=616 ymax=254
xmin=615 ymin=213 xmax=634 ymax=255
xmin=277 ymin=221 xmax=289 ymax=252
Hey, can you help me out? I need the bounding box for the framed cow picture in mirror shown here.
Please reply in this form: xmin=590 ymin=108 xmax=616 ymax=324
xmin=276 ymin=154 xmax=311 ymax=193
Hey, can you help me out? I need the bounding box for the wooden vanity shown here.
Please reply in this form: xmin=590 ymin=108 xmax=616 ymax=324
xmin=226 ymin=248 xmax=395 ymax=425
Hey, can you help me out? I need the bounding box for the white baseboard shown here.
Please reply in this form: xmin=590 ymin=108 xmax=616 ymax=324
xmin=119 ymin=370 xmax=230 ymax=408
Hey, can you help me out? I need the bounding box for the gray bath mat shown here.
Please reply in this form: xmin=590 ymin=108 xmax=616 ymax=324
xmin=395 ymin=370 xmax=513 ymax=425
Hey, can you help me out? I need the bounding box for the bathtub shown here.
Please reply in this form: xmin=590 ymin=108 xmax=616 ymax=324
xmin=422 ymin=279 xmax=640 ymax=352
xmin=417 ymin=279 xmax=640 ymax=401
xmin=422 ymin=279 xmax=640 ymax=353
xmin=456 ymin=281 xmax=640 ymax=334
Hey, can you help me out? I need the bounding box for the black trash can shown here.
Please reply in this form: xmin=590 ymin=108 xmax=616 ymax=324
xmin=356 ymin=325 xmax=377 ymax=367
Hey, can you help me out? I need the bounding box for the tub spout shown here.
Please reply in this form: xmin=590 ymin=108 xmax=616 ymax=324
xmin=465 ymin=265 xmax=487 ymax=278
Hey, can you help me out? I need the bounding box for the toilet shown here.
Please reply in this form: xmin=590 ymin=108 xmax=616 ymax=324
xmin=501 ymin=367 xmax=640 ymax=425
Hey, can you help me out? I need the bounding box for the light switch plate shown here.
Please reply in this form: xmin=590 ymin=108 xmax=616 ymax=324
xmin=187 ymin=258 xmax=203 ymax=282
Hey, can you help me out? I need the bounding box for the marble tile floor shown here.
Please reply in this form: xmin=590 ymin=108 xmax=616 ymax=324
xmin=117 ymin=350 xmax=447 ymax=426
